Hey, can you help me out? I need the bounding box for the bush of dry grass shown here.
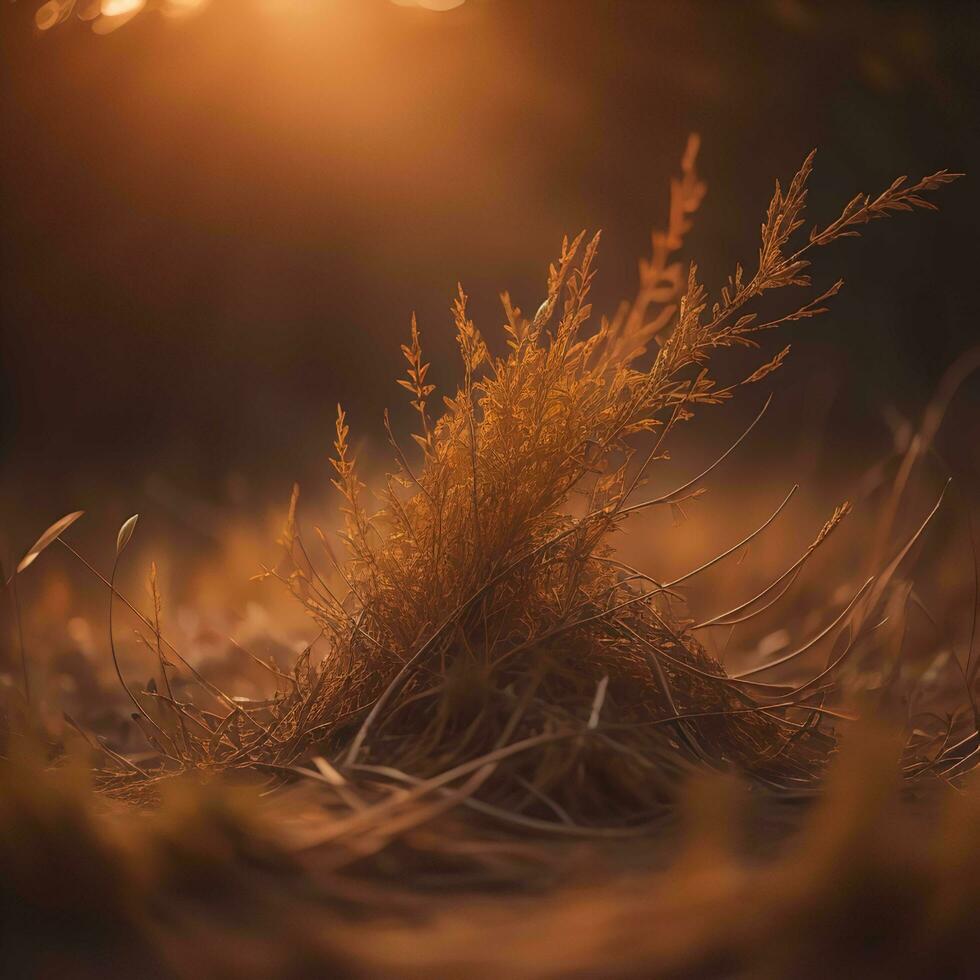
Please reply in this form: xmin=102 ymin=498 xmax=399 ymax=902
xmin=3 ymin=141 xmax=971 ymax=834
xmin=4 ymin=137 xmax=979 ymax=979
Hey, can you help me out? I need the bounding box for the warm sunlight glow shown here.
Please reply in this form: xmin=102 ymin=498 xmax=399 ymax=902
xmin=100 ymin=0 xmax=145 ymax=15
xmin=391 ymin=0 xmax=467 ymax=10
xmin=34 ymin=0 xmax=464 ymax=34
xmin=161 ymin=0 xmax=209 ymax=17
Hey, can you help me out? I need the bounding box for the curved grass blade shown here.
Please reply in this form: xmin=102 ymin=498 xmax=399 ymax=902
xmin=16 ymin=510 xmax=84 ymax=576
xmin=116 ymin=513 xmax=139 ymax=556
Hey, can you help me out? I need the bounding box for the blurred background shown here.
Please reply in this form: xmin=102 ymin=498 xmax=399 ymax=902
xmin=1 ymin=0 xmax=978 ymax=604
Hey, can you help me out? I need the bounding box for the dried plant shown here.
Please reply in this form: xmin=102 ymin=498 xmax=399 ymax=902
xmin=10 ymin=141 xmax=967 ymax=834
xmin=182 ymin=139 xmax=957 ymax=824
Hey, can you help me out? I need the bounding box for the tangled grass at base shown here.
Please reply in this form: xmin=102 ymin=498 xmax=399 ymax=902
xmin=14 ymin=141 xmax=974 ymax=830
xmin=4 ymin=723 xmax=980 ymax=978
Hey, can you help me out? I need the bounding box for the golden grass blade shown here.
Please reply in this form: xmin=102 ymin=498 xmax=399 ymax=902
xmin=115 ymin=514 xmax=139 ymax=557
xmin=15 ymin=510 xmax=84 ymax=575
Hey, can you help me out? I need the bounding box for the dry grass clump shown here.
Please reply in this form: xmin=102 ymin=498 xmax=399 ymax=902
xmin=5 ymin=142 xmax=969 ymax=835
xmin=3 ymin=139 xmax=977 ymax=979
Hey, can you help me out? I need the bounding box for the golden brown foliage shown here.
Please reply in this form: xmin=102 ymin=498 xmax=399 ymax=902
xmin=2 ymin=139 xmax=976 ymax=979
xmin=185 ymin=140 xmax=961 ymax=825
xmin=9 ymin=142 xmax=966 ymax=833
